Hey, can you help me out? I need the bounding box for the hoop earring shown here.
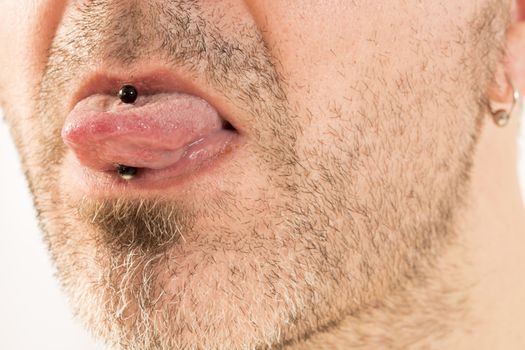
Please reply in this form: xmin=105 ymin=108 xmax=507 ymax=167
xmin=489 ymin=78 xmax=521 ymax=127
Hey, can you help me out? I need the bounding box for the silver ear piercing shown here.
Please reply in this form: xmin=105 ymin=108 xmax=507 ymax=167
xmin=118 ymin=85 xmax=138 ymax=104
xmin=489 ymin=78 xmax=521 ymax=127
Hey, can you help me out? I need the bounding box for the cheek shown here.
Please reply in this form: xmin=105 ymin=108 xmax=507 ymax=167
xmin=270 ymin=2 xmax=487 ymax=240
xmin=0 ymin=2 xmax=28 ymax=120
xmin=0 ymin=1 xmax=69 ymax=166
xmin=249 ymin=1 xmax=478 ymax=149
xmin=0 ymin=1 xmax=67 ymax=85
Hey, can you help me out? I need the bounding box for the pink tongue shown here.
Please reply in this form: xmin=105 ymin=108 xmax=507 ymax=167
xmin=62 ymin=92 xmax=223 ymax=171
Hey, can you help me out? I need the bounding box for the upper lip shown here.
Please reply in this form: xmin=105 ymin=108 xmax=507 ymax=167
xmin=67 ymin=66 xmax=242 ymax=134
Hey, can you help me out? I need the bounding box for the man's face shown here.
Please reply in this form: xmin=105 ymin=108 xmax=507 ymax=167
xmin=0 ymin=1 xmax=507 ymax=348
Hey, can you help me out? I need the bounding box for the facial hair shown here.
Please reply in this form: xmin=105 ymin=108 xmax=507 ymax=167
xmin=10 ymin=1 xmax=509 ymax=349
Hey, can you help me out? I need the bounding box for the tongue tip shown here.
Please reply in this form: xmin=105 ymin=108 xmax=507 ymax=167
xmin=62 ymin=91 xmax=226 ymax=173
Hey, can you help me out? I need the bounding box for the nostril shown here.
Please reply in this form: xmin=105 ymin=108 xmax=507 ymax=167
xmin=116 ymin=164 xmax=139 ymax=180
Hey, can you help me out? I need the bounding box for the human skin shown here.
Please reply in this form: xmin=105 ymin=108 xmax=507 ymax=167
xmin=1 ymin=1 xmax=525 ymax=349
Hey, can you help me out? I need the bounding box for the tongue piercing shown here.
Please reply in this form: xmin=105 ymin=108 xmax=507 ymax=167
xmin=118 ymin=85 xmax=138 ymax=104
xmin=116 ymin=164 xmax=138 ymax=180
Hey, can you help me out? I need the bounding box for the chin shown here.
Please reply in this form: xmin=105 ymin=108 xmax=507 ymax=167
xmin=47 ymin=205 xmax=337 ymax=350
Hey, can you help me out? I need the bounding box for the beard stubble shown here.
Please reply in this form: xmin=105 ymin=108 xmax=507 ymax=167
xmin=13 ymin=1 xmax=510 ymax=349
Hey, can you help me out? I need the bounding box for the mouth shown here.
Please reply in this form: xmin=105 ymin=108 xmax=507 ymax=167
xmin=61 ymin=69 xmax=243 ymax=195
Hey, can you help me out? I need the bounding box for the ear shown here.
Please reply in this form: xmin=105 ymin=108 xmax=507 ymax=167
xmin=489 ymin=1 xmax=525 ymax=104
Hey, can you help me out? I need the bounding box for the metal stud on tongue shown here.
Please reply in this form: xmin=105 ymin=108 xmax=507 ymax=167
xmin=116 ymin=164 xmax=138 ymax=180
xmin=118 ymin=85 xmax=138 ymax=104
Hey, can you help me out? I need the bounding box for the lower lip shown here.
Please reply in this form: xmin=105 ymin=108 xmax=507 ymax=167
xmin=64 ymin=129 xmax=242 ymax=196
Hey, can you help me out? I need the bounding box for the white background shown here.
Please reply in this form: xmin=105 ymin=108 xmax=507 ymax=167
xmin=1 ymin=109 xmax=524 ymax=350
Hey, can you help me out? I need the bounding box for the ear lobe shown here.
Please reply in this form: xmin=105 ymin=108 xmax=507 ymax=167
xmin=485 ymin=2 xmax=525 ymax=121
xmin=487 ymin=10 xmax=525 ymax=105
xmin=505 ymin=22 xmax=525 ymax=98
xmin=507 ymin=0 xmax=525 ymax=95
xmin=516 ymin=0 xmax=525 ymax=21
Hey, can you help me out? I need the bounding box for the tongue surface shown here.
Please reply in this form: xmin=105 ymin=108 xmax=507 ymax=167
xmin=62 ymin=92 xmax=223 ymax=170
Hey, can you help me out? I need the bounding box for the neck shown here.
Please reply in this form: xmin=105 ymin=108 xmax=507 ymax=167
xmin=288 ymin=114 xmax=525 ymax=349
xmin=455 ymin=112 xmax=525 ymax=349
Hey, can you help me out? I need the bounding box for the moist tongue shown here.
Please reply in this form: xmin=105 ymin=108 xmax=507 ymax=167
xmin=62 ymin=92 xmax=223 ymax=171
